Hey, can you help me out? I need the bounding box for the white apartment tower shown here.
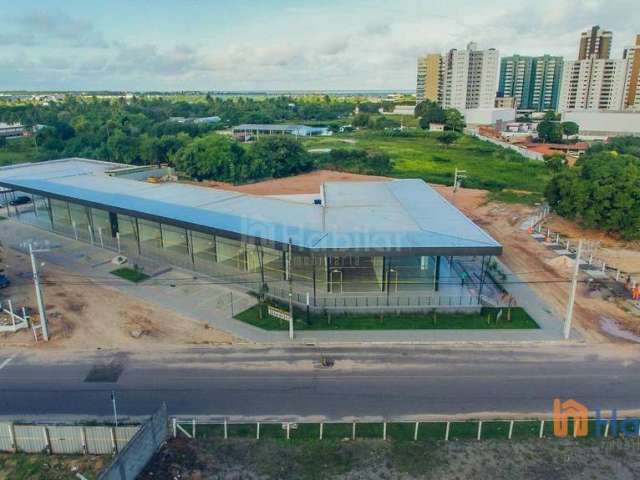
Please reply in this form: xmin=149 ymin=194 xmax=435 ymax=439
xmin=416 ymin=42 xmax=498 ymax=110
xmin=442 ymin=42 xmax=499 ymax=109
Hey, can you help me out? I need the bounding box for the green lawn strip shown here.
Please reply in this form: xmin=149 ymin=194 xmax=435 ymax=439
xmin=448 ymin=421 xmax=480 ymax=440
xmin=355 ymin=422 xmax=383 ymax=439
xmin=322 ymin=423 xmax=352 ymax=440
xmin=386 ymin=422 xmax=416 ymax=441
xmin=416 ymin=422 xmax=447 ymax=441
xmin=227 ymin=423 xmax=257 ymax=438
xmin=487 ymin=189 xmax=545 ymax=206
xmin=194 ymin=423 xmax=225 ymax=439
xmin=511 ymin=420 xmax=544 ymax=439
xmin=110 ymin=267 xmax=150 ymax=283
xmin=235 ymin=301 xmax=538 ymax=331
xmin=480 ymin=421 xmax=511 ymax=439
xmin=290 ymin=423 xmax=322 ymax=441
xmin=259 ymin=423 xmax=287 ymax=439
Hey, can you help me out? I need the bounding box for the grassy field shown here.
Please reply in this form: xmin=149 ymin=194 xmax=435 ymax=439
xmin=303 ymin=130 xmax=551 ymax=192
xmin=0 ymin=138 xmax=42 ymax=166
xmin=235 ymin=303 xmax=539 ymax=330
xmin=0 ymin=453 xmax=103 ymax=480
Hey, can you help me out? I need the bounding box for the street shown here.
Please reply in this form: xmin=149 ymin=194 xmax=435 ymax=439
xmin=1 ymin=343 xmax=639 ymax=421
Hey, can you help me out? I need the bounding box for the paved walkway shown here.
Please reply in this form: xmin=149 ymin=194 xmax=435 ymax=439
xmin=0 ymin=220 xmax=575 ymax=344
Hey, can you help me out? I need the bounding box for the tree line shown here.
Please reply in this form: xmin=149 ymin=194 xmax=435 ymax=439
xmin=545 ymin=137 xmax=640 ymax=239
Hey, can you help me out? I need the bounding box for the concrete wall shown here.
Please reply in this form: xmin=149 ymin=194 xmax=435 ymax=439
xmin=463 ymin=108 xmax=516 ymax=126
xmin=562 ymin=110 xmax=640 ymax=137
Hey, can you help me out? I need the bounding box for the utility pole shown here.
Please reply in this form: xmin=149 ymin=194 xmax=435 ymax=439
xmin=287 ymin=238 xmax=294 ymax=340
xmin=564 ymin=239 xmax=583 ymax=340
xmin=28 ymin=243 xmax=49 ymax=341
xmin=453 ymin=168 xmax=467 ymax=193
xmin=111 ymin=391 xmax=118 ymax=427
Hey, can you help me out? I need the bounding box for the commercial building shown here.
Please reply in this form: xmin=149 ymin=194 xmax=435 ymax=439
xmin=561 ymin=110 xmax=640 ymax=139
xmin=498 ymin=55 xmax=563 ymax=111
xmin=0 ymin=159 xmax=501 ymax=312
xmin=579 ymin=25 xmax=612 ymax=60
xmin=416 ymin=43 xmax=498 ymax=110
xmin=233 ymin=124 xmax=331 ymax=140
xmin=0 ymin=123 xmax=24 ymax=138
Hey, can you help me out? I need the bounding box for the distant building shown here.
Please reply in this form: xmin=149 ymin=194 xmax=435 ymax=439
xmin=579 ymin=25 xmax=612 ymax=60
xmin=416 ymin=54 xmax=443 ymax=103
xmin=623 ymin=35 xmax=640 ymax=109
xmin=232 ymin=124 xmax=332 ymax=140
xmin=463 ymin=108 xmax=516 ymax=126
xmin=0 ymin=123 xmax=24 ymax=138
xmin=428 ymin=123 xmax=445 ymax=132
xmin=498 ymin=55 xmax=563 ymax=111
xmin=416 ymin=42 xmax=499 ymax=111
xmin=495 ymin=96 xmax=516 ymax=109
xmin=169 ymin=116 xmax=221 ymax=124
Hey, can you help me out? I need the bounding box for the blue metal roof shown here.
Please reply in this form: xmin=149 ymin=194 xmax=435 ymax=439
xmin=0 ymin=158 xmax=502 ymax=255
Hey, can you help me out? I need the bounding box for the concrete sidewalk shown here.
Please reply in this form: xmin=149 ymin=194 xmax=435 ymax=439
xmin=0 ymin=220 xmax=574 ymax=344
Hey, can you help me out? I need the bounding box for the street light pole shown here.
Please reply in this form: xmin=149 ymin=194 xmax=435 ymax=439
xmin=28 ymin=243 xmax=49 ymax=341
xmin=564 ymin=239 xmax=583 ymax=340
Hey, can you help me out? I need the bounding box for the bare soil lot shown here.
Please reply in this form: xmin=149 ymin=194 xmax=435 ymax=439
xmin=0 ymin=246 xmax=234 ymax=353
xmin=140 ymin=437 xmax=640 ymax=480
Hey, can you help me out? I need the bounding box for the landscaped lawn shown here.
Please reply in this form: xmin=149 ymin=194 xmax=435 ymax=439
xmin=235 ymin=301 xmax=539 ymax=331
xmin=110 ymin=267 xmax=150 ymax=283
xmin=303 ymin=131 xmax=551 ymax=193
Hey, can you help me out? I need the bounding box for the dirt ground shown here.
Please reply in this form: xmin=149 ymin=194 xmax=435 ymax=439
xmin=431 ymin=185 xmax=640 ymax=343
xmin=544 ymin=214 xmax=640 ymax=273
xmin=0 ymin=246 xmax=234 ymax=353
xmin=140 ymin=437 xmax=640 ymax=480
xmin=0 ymin=452 xmax=104 ymax=480
xmin=194 ymin=169 xmax=388 ymax=195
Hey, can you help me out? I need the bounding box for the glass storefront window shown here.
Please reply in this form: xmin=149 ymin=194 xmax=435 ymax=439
xmin=138 ymin=219 xmax=162 ymax=251
xmin=191 ymin=230 xmax=216 ymax=264
xmin=216 ymin=236 xmax=245 ymax=270
xmin=161 ymin=223 xmax=188 ymax=257
xmin=50 ymin=199 xmax=71 ymax=228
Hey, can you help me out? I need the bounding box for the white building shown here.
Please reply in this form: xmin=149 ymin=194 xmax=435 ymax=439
xmin=442 ymin=42 xmax=499 ymax=110
xmin=561 ymin=110 xmax=640 ymax=139
xmin=463 ymin=108 xmax=516 ymax=126
xmin=558 ymin=58 xmax=630 ymax=111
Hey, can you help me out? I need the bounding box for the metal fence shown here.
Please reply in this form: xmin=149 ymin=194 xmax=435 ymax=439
xmin=171 ymin=416 xmax=624 ymax=442
xmin=99 ymin=404 xmax=168 ymax=480
xmin=0 ymin=422 xmax=139 ymax=455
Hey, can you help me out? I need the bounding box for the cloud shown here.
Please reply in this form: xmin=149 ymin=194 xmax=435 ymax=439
xmin=0 ymin=9 xmax=107 ymax=48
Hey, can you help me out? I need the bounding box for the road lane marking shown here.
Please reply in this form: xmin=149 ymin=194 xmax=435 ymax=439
xmin=0 ymin=356 xmax=14 ymax=370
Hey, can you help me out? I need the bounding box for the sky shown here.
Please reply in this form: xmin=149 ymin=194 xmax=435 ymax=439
xmin=0 ymin=0 xmax=637 ymax=91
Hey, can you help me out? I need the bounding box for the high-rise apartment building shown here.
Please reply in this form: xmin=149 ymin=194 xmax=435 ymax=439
xmin=558 ymin=58 xmax=629 ymax=111
xmin=498 ymin=55 xmax=563 ymax=111
xmin=416 ymin=42 xmax=498 ymax=110
xmin=559 ymin=28 xmax=640 ymax=111
xmin=579 ymin=25 xmax=612 ymax=60
xmin=623 ymin=35 xmax=640 ymax=109
xmin=416 ymin=54 xmax=443 ymax=103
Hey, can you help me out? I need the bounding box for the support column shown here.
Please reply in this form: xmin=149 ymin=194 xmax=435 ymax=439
xmin=435 ymin=256 xmax=441 ymax=292
xmin=312 ymin=261 xmax=317 ymax=306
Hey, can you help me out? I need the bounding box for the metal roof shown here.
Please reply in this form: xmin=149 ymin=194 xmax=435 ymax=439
xmin=0 ymin=158 xmax=502 ymax=256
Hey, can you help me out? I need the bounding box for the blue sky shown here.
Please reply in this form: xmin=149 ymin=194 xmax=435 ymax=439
xmin=0 ymin=0 xmax=637 ymax=91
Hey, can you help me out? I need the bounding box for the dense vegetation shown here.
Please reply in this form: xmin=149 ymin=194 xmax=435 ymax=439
xmin=545 ymin=137 xmax=640 ymax=239
xmin=0 ymin=95 xmax=354 ymax=165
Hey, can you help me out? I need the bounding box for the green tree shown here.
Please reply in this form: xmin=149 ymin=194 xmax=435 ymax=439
xmin=436 ymin=131 xmax=460 ymax=147
xmin=537 ymin=120 xmax=563 ymax=143
xmin=561 ymin=121 xmax=579 ymax=137
xmin=352 ymin=113 xmax=371 ymax=128
xmin=173 ymin=134 xmax=246 ymax=181
xmin=444 ymin=108 xmax=466 ymax=132
xmin=544 ymin=154 xmax=566 ymax=172
xmin=249 ymin=136 xmax=313 ymax=178
xmin=0 ymin=136 xmax=6 ymax=148
xmin=416 ymin=100 xmax=446 ymax=130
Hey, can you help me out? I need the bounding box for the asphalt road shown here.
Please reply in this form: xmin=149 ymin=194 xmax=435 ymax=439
xmin=1 ymin=344 xmax=639 ymax=421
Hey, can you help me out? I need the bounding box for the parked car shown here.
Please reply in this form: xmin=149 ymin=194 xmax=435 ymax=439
xmin=0 ymin=274 xmax=10 ymax=289
xmin=9 ymin=196 xmax=31 ymax=206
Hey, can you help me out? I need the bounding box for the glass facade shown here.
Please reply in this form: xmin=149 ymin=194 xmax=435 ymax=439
xmin=10 ymin=193 xmax=448 ymax=306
